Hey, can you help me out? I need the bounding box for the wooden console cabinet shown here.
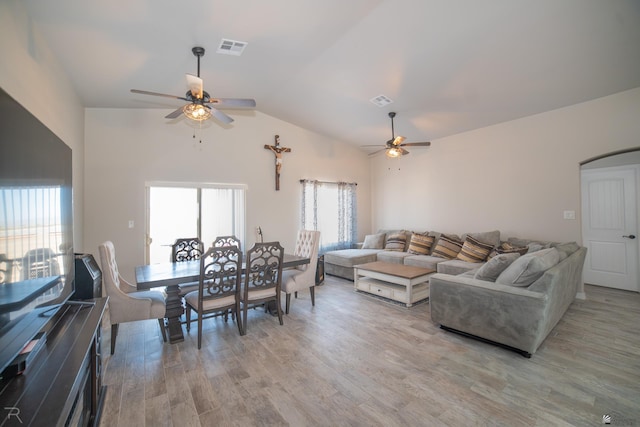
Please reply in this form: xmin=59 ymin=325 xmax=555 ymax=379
xmin=0 ymin=298 xmax=108 ymax=426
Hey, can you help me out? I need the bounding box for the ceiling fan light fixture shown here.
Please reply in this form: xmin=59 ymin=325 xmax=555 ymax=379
xmin=386 ymin=147 xmax=402 ymax=158
xmin=183 ymin=103 xmax=211 ymax=121
xmin=392 ymin=135 xmax=406 ymax=146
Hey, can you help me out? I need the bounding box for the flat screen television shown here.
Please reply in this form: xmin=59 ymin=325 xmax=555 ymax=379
xmin=0 ymin=87 xmax=75 ymax=375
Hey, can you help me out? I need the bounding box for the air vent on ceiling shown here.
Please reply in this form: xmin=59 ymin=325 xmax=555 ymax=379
xmin=370 ymin=94 xmax=393 ymax=107
xmin=217 ymin=39 xmax=248 ymax=56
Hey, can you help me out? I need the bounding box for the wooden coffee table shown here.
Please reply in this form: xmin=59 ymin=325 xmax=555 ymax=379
xmin=353 ymin=261 xmax=435 ymax=307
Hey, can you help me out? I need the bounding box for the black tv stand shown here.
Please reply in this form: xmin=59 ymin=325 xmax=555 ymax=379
xmin=0 ymin=298 xmax=108 ymax=426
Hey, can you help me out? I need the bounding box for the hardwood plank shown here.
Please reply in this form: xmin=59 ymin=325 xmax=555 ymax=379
xmin=99 ymin=280 xmax=640 ymax=426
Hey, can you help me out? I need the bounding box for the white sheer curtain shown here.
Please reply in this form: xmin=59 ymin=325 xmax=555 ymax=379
xmin=301 ymin=180 xmax=357 ymax=253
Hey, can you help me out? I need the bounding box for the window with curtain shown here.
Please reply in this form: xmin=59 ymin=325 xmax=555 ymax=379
xmin=301 ymin=180 xmax=357 ymax=253
xmin=146 ymin=183 xmax=246 ymax=264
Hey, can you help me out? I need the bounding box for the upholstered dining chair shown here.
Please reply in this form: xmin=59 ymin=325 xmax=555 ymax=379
xmin=240 ymin=241 xmax=284 ymax=335
xmin=184 ymin=245 xmax=243 ymax=349
xmin=281 ymin=230 xmax=320 ymax=314
xmin=172 ymin=238 xmax=205 ymax=297
xmin=98 ymin=241 xmax=167 ymax=354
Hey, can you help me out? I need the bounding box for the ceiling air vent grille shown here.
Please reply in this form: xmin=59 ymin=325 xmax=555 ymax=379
xmin=370 ymin=94 xmax=393 ymax=107
xmin=217 ymin=39 xmax=248 ymax=56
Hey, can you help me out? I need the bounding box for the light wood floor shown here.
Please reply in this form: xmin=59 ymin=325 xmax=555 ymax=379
xmin=99 ymin=277 xmax=640 ymax=427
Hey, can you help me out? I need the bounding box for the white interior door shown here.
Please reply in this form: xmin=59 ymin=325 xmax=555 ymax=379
xmin=581 ymin=166 xmax=639 ymax=291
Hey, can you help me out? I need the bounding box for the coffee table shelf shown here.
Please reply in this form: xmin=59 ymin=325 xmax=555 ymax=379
xmin=354 ymin=261 xmax=435 ymax=307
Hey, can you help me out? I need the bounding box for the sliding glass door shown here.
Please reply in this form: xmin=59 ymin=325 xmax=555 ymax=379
xmin=146 ymin=183 xmax=246 ymax=264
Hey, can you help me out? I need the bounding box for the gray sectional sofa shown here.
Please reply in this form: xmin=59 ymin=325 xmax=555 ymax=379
xmin=324 ymin=229 xmax=501 ymax=280
xmin=324 ymin=229 xmax=587 ymax=357
xmin=430 ymin=243 xmax=586 ymax=357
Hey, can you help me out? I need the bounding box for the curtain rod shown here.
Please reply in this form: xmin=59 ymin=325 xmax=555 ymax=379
xmin=300 ymin=179 xmax=357 ymax=186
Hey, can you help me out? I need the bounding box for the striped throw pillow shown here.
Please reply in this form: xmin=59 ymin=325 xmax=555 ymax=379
xmin=384 ymin=232 xmax=407 ymax=251
xmin=457 ymin=235 xmax=494 ymax=263
xmin=431 ymin=235 xmax=463 ymax=259
xmin=408 ymin=233 xmax=434 ymax=255
xmin=487 ymin=242 xmax=529 ymax=260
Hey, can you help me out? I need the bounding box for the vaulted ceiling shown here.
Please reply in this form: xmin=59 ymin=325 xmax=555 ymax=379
xmin=23 ymin=0 xmax=640 ymax=151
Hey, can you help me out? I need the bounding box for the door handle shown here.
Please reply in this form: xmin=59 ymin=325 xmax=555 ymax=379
xmin=623 ymin=234 xmax=636 ymax=239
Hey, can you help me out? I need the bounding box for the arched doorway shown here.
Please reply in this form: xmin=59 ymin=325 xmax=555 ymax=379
xmin=580 ymin=148 xmax=640 ymax=292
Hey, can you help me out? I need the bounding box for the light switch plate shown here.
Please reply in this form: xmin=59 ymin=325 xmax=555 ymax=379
xmin=563 ymin=210 xmax=576 ymax=220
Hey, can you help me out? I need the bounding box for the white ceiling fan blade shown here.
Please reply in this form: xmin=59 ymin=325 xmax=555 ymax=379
xmin=368 ymin=148 xmax=387 ymax=156
xmin=208 ymin=98 xmax=256 ymax=108
xmin=131 ymin=89 xmax=188 ymax=101
xmin=165 ymin=106 xmax=185 ymax=119
xmin=400 ymin=141 xmax=431 ymax=147
xmin=186 ymin=74 xmax=204 ymax=99
xmin=207 ymin=106 xmax=234 ymax=124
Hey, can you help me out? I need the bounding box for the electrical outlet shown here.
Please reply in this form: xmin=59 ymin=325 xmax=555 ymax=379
xmin=563 ymin=211 xmax=576 ymax=220
xmin=128 ymin=220 xmax=135 ymax=228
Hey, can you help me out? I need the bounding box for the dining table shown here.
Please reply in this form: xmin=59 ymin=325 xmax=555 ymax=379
xmin=135 ymin=253 xmax=310 ymax=343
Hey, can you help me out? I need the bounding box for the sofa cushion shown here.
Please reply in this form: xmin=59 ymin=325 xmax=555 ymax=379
xmin=408 ymin=233 xmax=434 ymax=255
xmin=431 ymin=234 xmax=463 ymax=259
xmin=384 ymin=232 xmax=407 ymax=252
xmin=474 ymin=252 xmax=521 ymax=282
xmin=404 ymin=255 xmax=448 ymax=270
xmin=324 ymin=249 xmax=380 ymax=268
xmin=496 ymin=248 xmax=560 ymax=287
xmin=456 ymin=235 xmax=494 ymax=263
xmin=464 ymin=230 xmax=501 ymax=247
xmin=507 ymin=237 xmax=553 ymax=253
xmin=362 ymin=233 xmax=386 ymax=249
xmin=488 ymin=242 xmax=529 ymax=260
xmin=436 ymin=259 xmax=480 ymax=275
xmin=551 ymin=242 xmax=580 ymax=261
xmin=376 ymin=251 xmax=414 ymax=264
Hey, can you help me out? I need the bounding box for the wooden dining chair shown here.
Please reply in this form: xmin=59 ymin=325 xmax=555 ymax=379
xmin=213 ymin=235 xmax=241 ymax=321
xmin=240 ymin=241 xmax=284 ymax=335
xmin=184 ymin=245 xmax=243 ymax=349
xmin=171 ymin=237 xmax=205 ymax=262
xmin=171 ymin=238 xmax=205 ymax=297
xmin=213 ymin=235 xmax=241 ymax=249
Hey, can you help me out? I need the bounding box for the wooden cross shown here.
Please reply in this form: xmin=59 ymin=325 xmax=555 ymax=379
xmin=264 ymin=135 xmax=291 ymax=191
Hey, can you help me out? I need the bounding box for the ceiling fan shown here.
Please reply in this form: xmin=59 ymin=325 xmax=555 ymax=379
xmin=130 ymin=46 xmax=256 ymax=124
xmin=364 ymin=112 xmax=431 ymax=157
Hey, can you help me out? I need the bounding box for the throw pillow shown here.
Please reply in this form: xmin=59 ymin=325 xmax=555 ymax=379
xmin=496 ymin=248 xmax=560 ymax=287
xmin=474 ymin=252 xmax=521 ymax=282
xmin=456 ymin=235 xmax=494 ymax=263
xmin=487 ymin=242 xmax=528 ymax=260
xmin=552 ymin=242 xmax=580 ymax=261
xmin=385 ymin=232 xmax=407 ymax=252
xmin=408 ymin=233 xmax=435 ymax=255
xmin=431 ymin=234 xmax=463 ymax=259
xmin=466 ymin=230 xmax=501 ymax=247
xmin=362 ymin=233 xmax=386 ymax=249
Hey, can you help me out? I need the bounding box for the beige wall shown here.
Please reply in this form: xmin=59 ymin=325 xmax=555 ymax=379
xmin=84 ymin=108 xmax=371 ymax=280
xmin=371 ymin=87 xmax=640 ymax=243
xmin=4 ymin=0 xmax=639 ymax=268
xmin=0 ymin=0 xmax=86 ymax=250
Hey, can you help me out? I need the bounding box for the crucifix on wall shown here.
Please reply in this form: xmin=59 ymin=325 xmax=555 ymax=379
xmin=264 ymin=135 xmax=291 ymax=191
